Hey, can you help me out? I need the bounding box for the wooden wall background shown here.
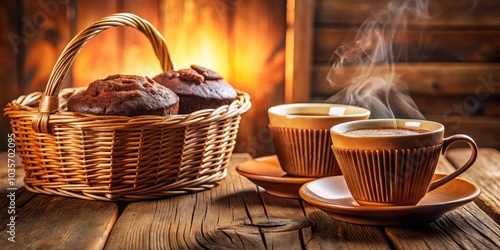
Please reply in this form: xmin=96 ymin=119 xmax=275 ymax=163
xmin=0 ymin=0 xmax=286 ymax=156
xmin=309 ymin=0 xmax=500 ymax=149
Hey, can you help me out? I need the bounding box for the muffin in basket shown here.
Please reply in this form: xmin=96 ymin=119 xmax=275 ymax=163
xmin=153 ymin=65 xmax=237 ymax=114
xmin=67 ymin=74 xmax=179 ymax=116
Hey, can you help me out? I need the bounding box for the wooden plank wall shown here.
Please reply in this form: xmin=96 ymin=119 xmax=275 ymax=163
xmin=0 ymin=0 xmax=21 ymax=154
xmin=0 ymin=0 xmax=286 ymax=156
xmin=1 ymin=0 xmax=74 ymax=152
xmin=311 ymin=0 xmax=500 ymax=149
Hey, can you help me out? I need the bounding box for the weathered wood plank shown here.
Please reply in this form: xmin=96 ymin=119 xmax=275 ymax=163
xmin=314 ymin=28 xmax=500 ymax=63
xmin=312 ymin=62 xmax=500 ymax=149
xmin=0 ymin=187 xmax=36 ymax=215
xmin=313 ymin=92 xmax=500 ymax=118
xmin=411 ymin=94 xmax=500 ymax=117
xmin=285 ymin=0 xmax=314 ymax=103
xmin=315 ymin=0 xmax=500 ymax=28
xmin=72 ymin=0 xmax=118 ymax=87
xmin=386 ymin=203 xmax=500 ymax=250
xmin=301 ymin=203 xmax=390 ymax=249
xmin=23 ymin=0 xmax=71 ymax=92
xmin=425 ymin=115 xmax=500 ymax=150
xmin=0 ymin=0 xmax=21 ymax=152
xmin=105 ymin=152 xmax=391 ymax=249
xmin=312 ymin=63 xmax=500 ymax=97
xmin=104 ymin=154 xmax=266 ymax=249
xmin=386 ymin=155 xmax=500 ymax=249
xmin=106 ymin=196 xmax=202 ymax=249
xmin=256 ymin=188 xmax=311 ymax=249
xmin=446 ymin=148 xmax=500 ymax=224
xmin=435 ymin=155 xmax=457 ymax=174
xmin=0 ymin=194 xmax=119 ymax=249
xmin=238 ymin=155 xmax=391 ymax=249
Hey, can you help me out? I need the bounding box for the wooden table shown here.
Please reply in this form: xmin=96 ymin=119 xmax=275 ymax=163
xmin=1 ymin=148 xmax=499 ymax=249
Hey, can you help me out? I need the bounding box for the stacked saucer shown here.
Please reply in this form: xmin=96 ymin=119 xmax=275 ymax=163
xmin=236 ymin=155 xmax=315 ymax=199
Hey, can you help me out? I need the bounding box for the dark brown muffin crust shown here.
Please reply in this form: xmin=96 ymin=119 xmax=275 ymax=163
xmin=153 ymin=65 xmax=237 ymax=114
xmin=67 ymin=74 xmax=179 ymax=116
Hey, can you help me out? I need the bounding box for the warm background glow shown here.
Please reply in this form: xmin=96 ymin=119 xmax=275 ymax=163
xmin=76 ymin=0 xmax=287 ymax=157
xmin=0 ymin=0 xmax=287 ymax=156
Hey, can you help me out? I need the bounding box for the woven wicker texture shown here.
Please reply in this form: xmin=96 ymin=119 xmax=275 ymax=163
xmin=4 ymin=13 xmax=251 ymax=201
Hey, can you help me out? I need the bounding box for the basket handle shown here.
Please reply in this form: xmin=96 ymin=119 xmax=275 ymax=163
xmin=32 ymin=13 xmax=175 ymax=134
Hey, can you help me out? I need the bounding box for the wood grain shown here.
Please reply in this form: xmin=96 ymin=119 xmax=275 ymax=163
xmin=312 ymin=62 xmax=500 ymax=149
xmin=285 ymin=0 xmax=314 ymax=103
xmin=23 ymin=0 xmax=71 ymax=93
xmin=425 ymin=115 xmax=500 ymax=150
xmin=251 ymin=187 xmax=308 ymax=249
xmin=105 ymin=153 xmax=388 ymax=249
xmin=301 ymin=203 xmax=390 ymax=249
xmin=386 ymin=203 xmax=500 ymax=250
xmin=0 ymin=194 xmax=119 ymax=249
xmin=0 ymin=0 xmax=21 ymax=152
xmin=105 ymin=154 xmax=257 ymax=249
xmin=386 ymin=153 xmax=500 ymax=250
xmin=411 ymin=94 xmax=500 ymax=117
xmin=315 ymin=0 xmax=500 ymax=28
xmin=446 ymin=148 xmax=500 ymax=224
xmin=314 ymin=28 xmax=500 ymax=63
xmin=312 ymin=63 xmax=500 ymax=97
xmin=309 ymin=0 xmax=500 ymax=153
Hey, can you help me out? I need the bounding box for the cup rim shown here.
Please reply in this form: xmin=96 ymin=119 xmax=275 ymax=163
xmin=330 ymin=119 xmax=444 ymax=138
xmin=268 ymin=103 xmax=371 ymax=119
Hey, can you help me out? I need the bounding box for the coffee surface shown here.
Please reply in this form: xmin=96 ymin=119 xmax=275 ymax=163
xmin=344 ymin=128 xmax=422 ymax=136
xmin=289 ymin=113 xmax=325 ymax=116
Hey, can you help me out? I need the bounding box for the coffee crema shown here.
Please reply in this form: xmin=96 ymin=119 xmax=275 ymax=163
xmin=344 ymin=128 xmax=423 ymax=136
xmin=288 ymin=113 xmax=326 ymax=116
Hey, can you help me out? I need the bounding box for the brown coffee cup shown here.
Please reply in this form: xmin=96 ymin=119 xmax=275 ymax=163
xmin=268 ymin=103 xmax=370 ymax=177
xmin=330 ymin=119 xmax=478 ymax=206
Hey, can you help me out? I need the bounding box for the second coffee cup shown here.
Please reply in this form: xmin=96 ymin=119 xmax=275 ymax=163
xmin=268 ymin=103 xmax=370 ymax=177
xmin=330 ymin=119 xmax=478 ymax=206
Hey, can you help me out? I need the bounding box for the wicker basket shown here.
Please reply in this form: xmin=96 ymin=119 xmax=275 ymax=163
xmin=3 ymin=13 xmax=251 ymax=201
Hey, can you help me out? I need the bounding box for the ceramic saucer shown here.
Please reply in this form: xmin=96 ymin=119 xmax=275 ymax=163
xmin=299 ymin=174 xmax=480 ymax=226
xmin=236 ymin=155 xmax=316 ymax=198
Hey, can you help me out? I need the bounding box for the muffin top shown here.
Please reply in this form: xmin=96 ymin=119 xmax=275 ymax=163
xmin=67 ymin=74 xmax=179 ymax=116
xmin=153 ymin=65 xmax=237 ymax=100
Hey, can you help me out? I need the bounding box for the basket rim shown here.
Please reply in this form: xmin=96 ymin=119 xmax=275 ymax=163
xmin=4 ymin=89 xmax=251 ymax=130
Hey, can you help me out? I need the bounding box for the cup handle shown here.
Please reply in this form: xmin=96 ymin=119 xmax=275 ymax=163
xmin=428 ymin=134 xmax=478 ymax=192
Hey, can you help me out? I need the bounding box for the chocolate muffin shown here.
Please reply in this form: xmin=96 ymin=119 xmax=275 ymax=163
xmin=67 ymin=74 xmax=179 ymax=116
xmin=153 ymin=65 xmax=237 ymax=114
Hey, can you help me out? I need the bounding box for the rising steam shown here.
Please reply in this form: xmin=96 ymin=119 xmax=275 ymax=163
xmin=325 ymin=0 xmax=431 ymax=119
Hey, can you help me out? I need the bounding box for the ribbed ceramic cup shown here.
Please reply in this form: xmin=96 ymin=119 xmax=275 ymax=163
xmin=268 ymin=103 xmax=370 ymax=177
xmin=330 ymin=119 xmax=478 ymax=206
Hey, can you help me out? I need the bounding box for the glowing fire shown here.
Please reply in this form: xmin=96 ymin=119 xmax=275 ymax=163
xmin=68 ymin=1 xmax=285 ymax=156
xmin=71 ymin=0 xmax=276 ymax=109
